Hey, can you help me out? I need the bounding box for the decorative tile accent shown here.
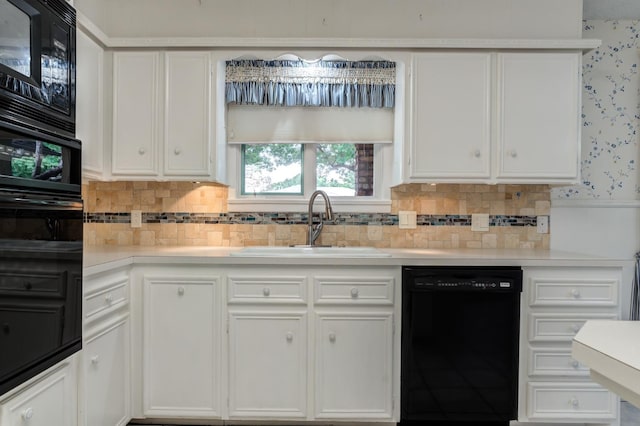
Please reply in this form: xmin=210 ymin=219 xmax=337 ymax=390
xmin=82 ymin=181 xmax=550 ymax=249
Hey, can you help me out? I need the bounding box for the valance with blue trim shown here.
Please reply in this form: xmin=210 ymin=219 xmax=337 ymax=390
xmin=225 ymin=59 xmax=395 ymax=108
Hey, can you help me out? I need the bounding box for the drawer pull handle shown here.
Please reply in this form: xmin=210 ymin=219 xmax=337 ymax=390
xmin=329 ymin=332 xmax=336 ymax=343
xmin=21 ymin=407 xmax=33 ymax=420
xmin=350 ymin=287 xmax=359 ymax=298
xmin=286 ymin=332 xmax=293 ymax=342
xmin=570 ymin=289 xmax=580 ymax=298
xmin=105 ymin=293 xmax=113 ymax=304
xmin=570 ymin=397 xmax=579 ymax=408
xmin=91 ymin=355 xmax=100 ymax=365
xmin=177 ymin=286 xmax=185 ymax=296
xmin=263 ymin=287 xmax=271 ymax=297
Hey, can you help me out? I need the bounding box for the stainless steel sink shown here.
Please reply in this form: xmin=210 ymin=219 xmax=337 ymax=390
xmin=230 ymin=246 xmax=391 ymax=258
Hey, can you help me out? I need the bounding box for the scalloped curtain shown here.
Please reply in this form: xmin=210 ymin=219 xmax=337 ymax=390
xmin=225 ymin=60 xmax=396 ymax=108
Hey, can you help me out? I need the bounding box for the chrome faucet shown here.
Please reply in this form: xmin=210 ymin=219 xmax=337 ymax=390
xmin=307 ymin=190 xmax=334 ymax=246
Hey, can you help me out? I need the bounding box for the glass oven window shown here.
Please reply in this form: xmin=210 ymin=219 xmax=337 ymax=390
xmin=0 ymin=0 xmax=31 ymax=77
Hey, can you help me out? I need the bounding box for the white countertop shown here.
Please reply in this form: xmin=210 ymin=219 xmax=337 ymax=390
xmin=83 ymin=245 xmax=629 ymax=275
xmin=573 ymin=320 xmax=640 ymax=408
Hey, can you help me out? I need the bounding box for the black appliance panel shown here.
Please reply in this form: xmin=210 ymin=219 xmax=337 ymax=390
xmin=0 ymin=0 xmax=76 ymax=137
xmin=401 ymin=266 xmax=522 ymax=425
xmin=0 ymin=188 xmax=82 ymax=396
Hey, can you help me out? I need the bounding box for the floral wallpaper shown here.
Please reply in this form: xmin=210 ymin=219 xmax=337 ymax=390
xmin=552 ymin=20 xmax=640 ymax=200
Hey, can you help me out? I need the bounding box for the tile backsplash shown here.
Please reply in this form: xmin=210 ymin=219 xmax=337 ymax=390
xmin=83 ymin=181 xmax=550 ymax=249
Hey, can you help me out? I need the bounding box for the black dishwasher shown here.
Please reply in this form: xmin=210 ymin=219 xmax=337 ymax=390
xmin=400 ymin=266 xmax=522 ymax=426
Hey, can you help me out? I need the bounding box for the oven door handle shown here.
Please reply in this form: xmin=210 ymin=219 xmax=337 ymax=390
xmin=0 ymin=195 xmax=83 ymax=210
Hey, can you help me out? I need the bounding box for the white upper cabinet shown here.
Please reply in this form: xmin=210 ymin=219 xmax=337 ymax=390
xmin=164 ymin=52 xmax=212 ymax=176
xmin=496 ymin=52 xmax=580 ymax=181
xmin=407 ymin=51 xmax=582 ymax=184
xmin=410 ymin=52 xmax=492 ymax=181
xmin=77 ymin=30 xmax=105 ymax=180
xmin=112 ymin=50 xmax=214 ymax=180
xmin=112 ymin=52 xmax=160 ymax=176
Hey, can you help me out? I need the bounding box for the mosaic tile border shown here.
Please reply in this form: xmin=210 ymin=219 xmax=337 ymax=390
xmin=84 ymin=212 xmax=540 ymax=227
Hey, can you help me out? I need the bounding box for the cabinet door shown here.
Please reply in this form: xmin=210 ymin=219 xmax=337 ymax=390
xmin=77 ymin=30 xmax=104 ymax=180
xmin=315 ymin=312 xmax=393 ymax=419
xmin=228 ymin=311 xmax=307 ymax=418
xmin=143 ymin=277 xmax=219 ymax=417
xmin=112 ymin=52 xmax=160 ymax=176
xmin=0 ymin=359 xmax=76 ymax=426
xmin=410 ymin=53 xmax=491 ymax=181
xmin=496 ymin=53 xmax=580 ymax=181
xmin=164 ymin=52 xmax=211 ymax=176
xmin=83 ymin=317 xmax=130 ymax=426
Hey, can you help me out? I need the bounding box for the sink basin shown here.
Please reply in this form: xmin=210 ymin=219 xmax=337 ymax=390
xmin=230 ymin=246 xmax=391 ymax=258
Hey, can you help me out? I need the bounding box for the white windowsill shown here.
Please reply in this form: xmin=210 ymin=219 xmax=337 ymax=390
xmin=228 ymin=198 xmax=392 ymax=214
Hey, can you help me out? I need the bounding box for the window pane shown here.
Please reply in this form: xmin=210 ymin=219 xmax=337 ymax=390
xmin=317 ymin=143 xmax=373 ymax=197
xmin=241 ymin=144 xmax=303 ymax=195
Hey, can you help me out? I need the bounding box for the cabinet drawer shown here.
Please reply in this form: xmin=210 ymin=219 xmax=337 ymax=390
xmin=528 ymin=313 xmax=617 ymax=342
xmin=227 ymin=276 xmax=306 ymax=304
xmin=314 ymin=276 xmax=394 ymax=305
xmin=530 ymin=278 xmax=617 ymax=307
xmin=0 ymin=270 xmax=66 ymax=298
xmin=528 ymin=347 xmax=588 ymax=377
xmin=527 ymin=382 xmax=617 ymax=421
xmin=84 ymin=276 xmax=129 ymax=322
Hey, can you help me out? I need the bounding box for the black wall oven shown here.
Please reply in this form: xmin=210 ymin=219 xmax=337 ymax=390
xmin=0 ymin=0 xmax=76 ymax=138
xmin=0 ymin=122 xmax=82 ymax=396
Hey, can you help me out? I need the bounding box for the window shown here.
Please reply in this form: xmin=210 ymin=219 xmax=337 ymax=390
xmin=241 ymin=143 xmax=374 ymax=197
xmin=219 ymin=52 xmax=406 ymax=213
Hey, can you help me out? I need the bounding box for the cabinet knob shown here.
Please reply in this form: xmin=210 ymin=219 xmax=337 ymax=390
xmin=569 ymin=397 xmax=579 ymax=408
xmin=571 ymin=360 xmax=580 ymax=369
xmin=177 ymin=286 xmax=185 ymax=296
xmin=329 ymin=332 xmax=336 ymax=343
xmin=572 ymin=324 xmax=582 ymax=333
xmin=263 ymin=287 xmax=271 ymax=297
xmin=174 ymin=148 xmax=181 ymax=155
xmin=473 ymin=149 xmax=481 ymax=158
xmin=21 ymin=407 xmax=33 ymax=420
xmin=286 ymin=332 xmax=293 ymax=342
xmin=138 ymin=148 xmax=146 ymax=155
xmin=91 ymin=355 xmax=100 ymax=365
xmin=105 ymin=293 xmax=113 ymax=304
xmin=509 ymin=150 xmax=518 ymax=158
xmin=350 ymin=287 xmax=359 ymax=298
xmin=570 ymin=289 xmax=580 ymax=298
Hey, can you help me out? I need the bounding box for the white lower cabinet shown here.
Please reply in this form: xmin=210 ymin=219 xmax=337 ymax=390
xmin=83 ymin=316 xmax=130 ymax=426
xmin=314 ymin=312 xmax=394 ymax=419
xmin=519 ymin=267 xmax=621 ymax=424
xmin=0 ymin=357 xmax=77 ymax=426
xmin=142 ymin=274 xmax=221 ymax=418
xmin=81 ymin=266 xmax=131 ymax=426
xmin=228 ymin=311 xmax=307 ymax=418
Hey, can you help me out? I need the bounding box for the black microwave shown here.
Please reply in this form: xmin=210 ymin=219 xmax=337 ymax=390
xmin=0 ymin=0 xmax=76 ymax=138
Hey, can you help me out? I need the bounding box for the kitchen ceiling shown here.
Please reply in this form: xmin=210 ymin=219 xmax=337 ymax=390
xmin=583 ymin=0 xmax=640 ymax=19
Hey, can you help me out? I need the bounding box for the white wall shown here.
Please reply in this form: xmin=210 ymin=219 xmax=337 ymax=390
xmin=73 ymin=0 xmax=582 ymax=39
